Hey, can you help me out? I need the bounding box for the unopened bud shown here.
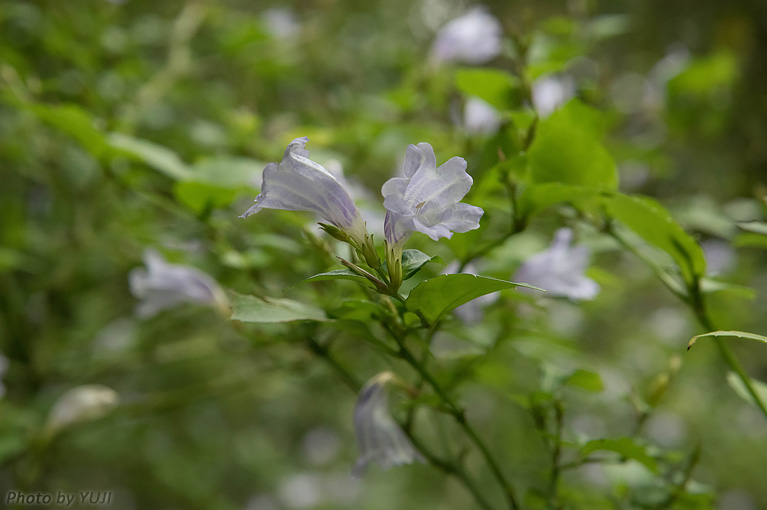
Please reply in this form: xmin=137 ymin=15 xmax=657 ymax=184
xmin=318 ymin=222 xmax=351 ymax=244
xmin=45 ymin=385 xmax=119 ymax=436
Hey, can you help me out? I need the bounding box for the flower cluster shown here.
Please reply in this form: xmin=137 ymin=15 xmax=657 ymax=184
xmin=242 ymin=137 xmax=483 ymax=293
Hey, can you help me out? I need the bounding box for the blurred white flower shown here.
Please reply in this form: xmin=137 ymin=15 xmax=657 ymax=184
xmin=261 ymin=8 xmax=300 ymax=40
xmin=532 ymin=75 xmax=576 ymax=117
xmin=514 ymin=228 xmax=599 ymax=300
xmin=353 ymin=372 xmax=423 ymax=477
xmin=464 ymin=96 xmax=501 ymax=135
xmin=430 ymin=7 xmax=503 ymax=65
xmin=382 ymin=142 xmax=483 ymax=245
xmin=129 ymin=249 xmax=230 ymax=318
xmin=45 ymin=384 xmax=119 ymax=435
xmin=0 ymin=354 xmax=8 ymax=399
xmin=241 ymin=137 xmax=369 ymax=246
xmin=444 ymin=262 xmax=499 ymax=322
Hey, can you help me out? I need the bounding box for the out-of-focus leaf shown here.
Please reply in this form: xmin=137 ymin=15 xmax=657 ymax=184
xmin=564 ymin=369 xmax=604 ymax=392
xmin=726 ymin=372 xmax=767 ymax=408
xmin=517 ymin=182 xmax=604 ymax=221
xmin=230 ymin=293 xmax=329 ymax=323
xmin=454 ymin=68 xmax=520 ymax=110
xmin=108 ymin=133 xmax=192 ymax=181
xmin=173 ymin=182 xmax=241 ymax=213
xmin=284 ymin=269 xmax=371 ymax=291
xmin=668 ymin=51 xmax=737 ymax=98
xmin=736 ymin=221 xmax=767 ymax=235
xmin=688 ymin=330 xmax=767 ymax=350
xmin=604 ymin=193 xmax=706 ymax=283
xmin=586 ymin=15 xmax=631 ymax=40
xmin=580 ymin=438 xmax=658 ymax=472
xmin=331 ymin=299 xmax=387 ymax=322
xmin=699 ymin=278 xmax=755 ymax=298
xmin=527 ymin=100 xmax=617 ymax=189
xmin=26 ymin=103 xmax=108 ymax=156
xmin=406 ymin=274 xmax=542 ymax=324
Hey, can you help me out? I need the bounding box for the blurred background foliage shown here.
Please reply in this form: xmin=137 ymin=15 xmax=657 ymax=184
xmin=1 ymin=0 xmax=767 ymax=509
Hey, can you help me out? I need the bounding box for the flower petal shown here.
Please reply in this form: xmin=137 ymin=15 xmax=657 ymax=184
xmin=240 ymin=138 xmax=366 ymax=241
xmin=129 ymin=249 xmax=228 ymax=318
xmin=402 ymin=142 xmax=437 ymax=178
xmin=406 ymin=155 xmax=473 ymax=214
xmin=352 ymin=373 xmax=423 ymax=477
xmin=431 ymin=7 xmax=503 ymax=65
xmin=514 ymin=228 xmax=600 ymax=301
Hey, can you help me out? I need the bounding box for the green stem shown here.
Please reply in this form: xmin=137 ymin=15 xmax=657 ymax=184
xmin=305 ymin=337 xmax=498 ymax=510
xmin=394 ymin=333 xmax=520 ymax=510
xmin=546 ymin=400 xmax=564 ymax=505
xmin=605 ymin=221 xmax=767 ymax=423
xmin=688 ymin=282 xmax=767 ymax=422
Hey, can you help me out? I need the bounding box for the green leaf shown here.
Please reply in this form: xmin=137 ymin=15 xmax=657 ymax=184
xmin=564 ymin=369 xmax=604 ymax=392
xmin=517 ymin=182 xmax=604 ymax=222
xmin=108 ymin=133 xmax=192 ymax=181
xmin=402 ymin=250 xmax=442 ymax=279
xmin=454 ymin=68 xmax=520 ymax=110
xmin=688 ymin=330 xmax=767 ymax=351
xmin=527 ymin=100 xmax=617 ymax=189
xmin=26 ymin=103 xmax=108 ymax=157
xmin=229 ymin=292 xmax=329 ymax=323
xmin=173 ymin=182 xmax=241 ymax=213
xmin=604 ymin=193 xmax=706 ymax=283
xmin=331 ymin=299 xmax=387 ymax=322
xmin=406 ymin=274 xmax=542 ymax=324
xmin=171 ymin=157 xmax=263 ymax=213
xmin=736 ymin=221 xmax=767 ymax=236
xmin=699 ymin=278 xmax=756 ymax=298
xmin=580 ymin=438 xmax=657 ymax=473
xmin=726 ymin=372 xmax=767 ymax=408
xmin=285 ymin=269 xmax=371 ymax=292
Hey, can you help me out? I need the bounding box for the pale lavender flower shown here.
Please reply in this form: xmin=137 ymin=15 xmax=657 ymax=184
xmin=129 ymin=249 xmax=230 ymax=318
xmin=353 ymin=372 xmax=423 ymax=477
xmin=514 ymin=228 xmax=599 ymax=300
xmin=241 ymin=137 xmax=368 ymax=245
xmin=261 ymin=8 xmax=300 ymax=40
xmin=532 ymin=75 xmax=576 ymax=117
xmin=444 ymin=262 xmax=500 ymax=322
xmin=430 ymin=7 xmax=503 ymax=65
xmin=464 ymin=96 xmax=502 ymax=135
xmin=382 ymin=142 xmax=483 ymax=246
xmin=45 ymin=384 xmax=119 ymax=435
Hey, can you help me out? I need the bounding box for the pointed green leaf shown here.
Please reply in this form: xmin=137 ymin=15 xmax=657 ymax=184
xmin=580 ymin=438 xmax=657 ymax=473
xmin=23 ymin=102 xmax=107 ymax=156
xmin=564 ymin=369 xmax=604 ymax=392
xmin=736 ymin=221 xmax=767 ymax=236
xmin=406 ymin=274 xmax=542 ymax=324
xmin=604 ymin=193 xmax=706 ymax=283
xmin=688 ymin=330 xmax=767 ymax=350
xmin=527 ymin=100 xmax=617 ymax=189
xmin=285 ymin=269 xmax=371 ymax=292
xmin=108 ymin=133 xmax=192 ymax=181
xmin=230 ymin=292 xmax=329 ymax=323
xmin=454 ymin=68 xmax=520 ymax=110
